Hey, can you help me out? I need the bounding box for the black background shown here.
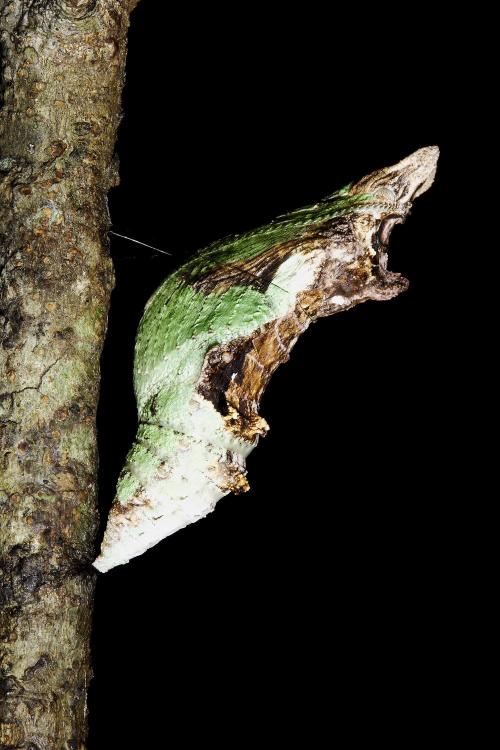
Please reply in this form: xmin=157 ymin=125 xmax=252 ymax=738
xmin=89 ymin=6 xmax=455 ymax=747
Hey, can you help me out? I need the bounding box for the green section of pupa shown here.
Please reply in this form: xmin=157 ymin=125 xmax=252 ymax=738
xmin=133 ymin=187 xmax=370 ymax=415
xmin=183 ymin=185 xmax=368 ymax=277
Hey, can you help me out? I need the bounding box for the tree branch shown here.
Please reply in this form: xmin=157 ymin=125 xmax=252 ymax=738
xmin=0 ymin=0 xmax=135 ymax=746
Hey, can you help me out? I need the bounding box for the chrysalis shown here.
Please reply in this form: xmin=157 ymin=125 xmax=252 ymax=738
xmin=94 ymin=147 xmax=438 ymax=572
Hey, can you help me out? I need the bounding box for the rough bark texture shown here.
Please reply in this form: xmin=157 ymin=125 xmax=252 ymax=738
xmin=0 ymin=1 xmax=134 ymax=747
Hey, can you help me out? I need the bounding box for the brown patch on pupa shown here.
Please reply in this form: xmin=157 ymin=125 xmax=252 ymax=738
xmin=198 ymin=304 xmax=310 ymax=444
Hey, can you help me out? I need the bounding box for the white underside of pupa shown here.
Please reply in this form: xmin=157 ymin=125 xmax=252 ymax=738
xmin=93 ymin=418 xmax=253 ymax=573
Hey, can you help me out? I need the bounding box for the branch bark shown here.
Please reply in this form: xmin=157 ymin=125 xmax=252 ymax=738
xmin=0 ymin=1 xmax=134 ymax=747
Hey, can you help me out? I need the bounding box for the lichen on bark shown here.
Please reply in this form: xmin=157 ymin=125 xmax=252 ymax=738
xmin=0 ymin=1 xmax=135 ymax=747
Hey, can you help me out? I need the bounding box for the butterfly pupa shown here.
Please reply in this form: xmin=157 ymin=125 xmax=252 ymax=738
xmin=93 ymin=147 xmax=438 ymax=572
